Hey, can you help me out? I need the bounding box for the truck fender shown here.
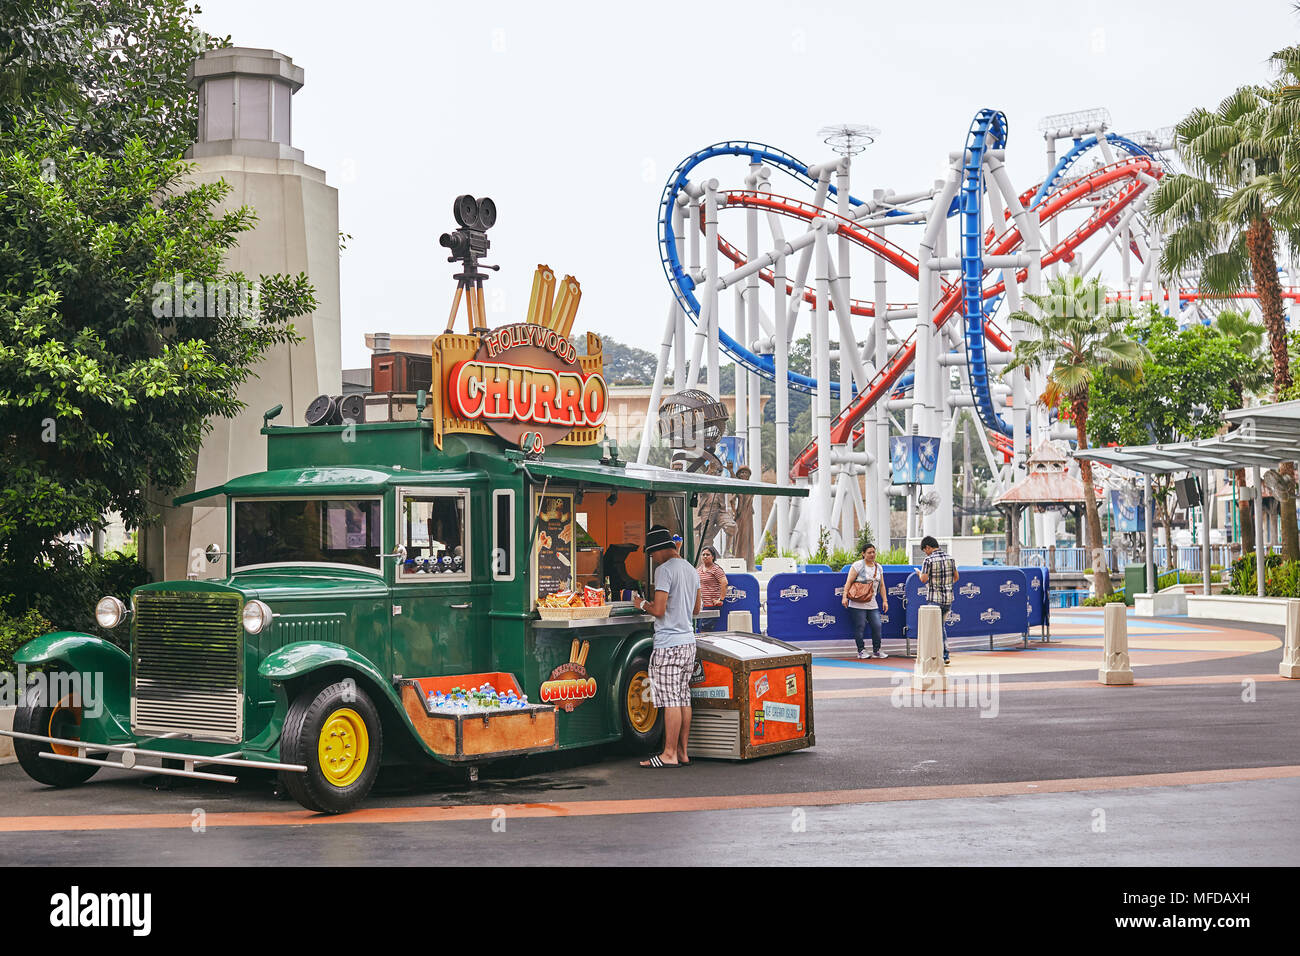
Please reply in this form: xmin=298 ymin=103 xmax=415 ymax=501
xmin=258 ymin=642 xmax=399 ymax=705
xmin=607 ymin=631 xmax=656 ymax=714
xmin=12 ymin=632 xmax=133 ymax=740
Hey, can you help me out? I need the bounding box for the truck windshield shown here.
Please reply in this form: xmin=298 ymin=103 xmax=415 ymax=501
xmin=233 ymin=498 xmax=383 ymax=571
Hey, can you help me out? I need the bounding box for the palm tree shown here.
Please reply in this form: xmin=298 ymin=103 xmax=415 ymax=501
xmin=1149 ymin=86 xmax=1300 ymax=560
xmin=1005 ymin=276 xmax=1148 ymax=597
xmin=1211 ymin=310 xmax=1271 ymax=554
xmin=1265 ymin=44 xmax=1300 ymax=275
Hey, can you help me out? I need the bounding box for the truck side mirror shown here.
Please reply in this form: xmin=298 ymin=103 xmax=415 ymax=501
xmin=205 ymin=543 xmax=225 ymax=564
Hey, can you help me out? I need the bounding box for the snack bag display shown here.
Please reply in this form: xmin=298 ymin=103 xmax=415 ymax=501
xmin=583 ymin=585 xmax=604 ymax=607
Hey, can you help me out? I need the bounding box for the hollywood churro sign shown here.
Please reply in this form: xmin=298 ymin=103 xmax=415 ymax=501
xmin=541 ymin=639 xmax=597 ymax=712
xmin=444 ymin=321 xmax=608 ymax=448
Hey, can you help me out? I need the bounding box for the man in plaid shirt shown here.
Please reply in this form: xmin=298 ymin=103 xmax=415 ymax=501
xmin=918 ymin=535 xmax=959 ymax=665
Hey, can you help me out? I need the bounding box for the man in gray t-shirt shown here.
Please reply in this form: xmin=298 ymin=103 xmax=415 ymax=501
xmin=633 ymin=525 xmax=700 ymax=768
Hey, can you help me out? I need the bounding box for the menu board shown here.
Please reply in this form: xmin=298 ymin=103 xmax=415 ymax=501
xmin=535 ymin=492 xmax=575 ymax=599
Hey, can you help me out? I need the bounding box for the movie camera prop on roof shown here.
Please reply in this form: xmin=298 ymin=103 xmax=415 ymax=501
xmin=302 ymin=196 xmax=608 ymax=452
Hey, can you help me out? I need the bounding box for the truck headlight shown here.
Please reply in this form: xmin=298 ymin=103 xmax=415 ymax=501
xmin=95 ymin=596 xmax=128 ymax=629
xmin=242 ymin=600 xmax=273 ymax=634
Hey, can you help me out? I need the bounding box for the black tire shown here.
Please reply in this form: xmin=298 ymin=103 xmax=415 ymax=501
xmin=618 ymin=650 xmax=664 ymax=753
xmin=13 ymin=678 xmax=99 ymax=788
xmin=278 ymin=680 xmax=383 ymax=814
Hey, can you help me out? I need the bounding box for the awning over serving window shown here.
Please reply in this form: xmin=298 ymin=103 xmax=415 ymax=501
xmin=515 ymin=459 xmax=809 ymax=497
xmin=172 ymin=458 xmax=809 ymax=507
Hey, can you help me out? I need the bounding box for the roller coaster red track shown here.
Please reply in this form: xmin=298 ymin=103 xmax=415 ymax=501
xmin=778 ymin=156 xmax=1165 ymax=478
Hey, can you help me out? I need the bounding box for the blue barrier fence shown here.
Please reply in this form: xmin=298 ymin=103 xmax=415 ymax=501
xmin=719 ymin=573 xmax=761 ymax=626
xmin=764 ymin=565 xmax=1048 ymax=643
xmin=1024 ymin=566 xmax=1049 ymax=630
xmin=904 ymin=568 xmax=1030 ymax=641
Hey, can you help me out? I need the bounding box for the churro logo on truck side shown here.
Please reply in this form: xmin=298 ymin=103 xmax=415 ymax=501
xmin=541 ymin=639 xmax=597 ymax=712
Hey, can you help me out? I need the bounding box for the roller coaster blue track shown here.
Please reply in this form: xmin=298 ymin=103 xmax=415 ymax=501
xmin=655 ymin=125 xmax=1152 ymax=427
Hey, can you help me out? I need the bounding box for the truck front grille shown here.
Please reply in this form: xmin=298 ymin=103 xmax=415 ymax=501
xmin=131 ymin=591 xmax=244 ymax=742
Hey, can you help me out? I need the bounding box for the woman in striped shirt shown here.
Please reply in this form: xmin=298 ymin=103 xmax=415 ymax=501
xmin=696 ymin=546 xmax=728 ymax=632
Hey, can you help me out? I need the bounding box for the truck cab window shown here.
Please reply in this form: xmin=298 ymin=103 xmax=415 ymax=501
xmin=399 ymin=490 xmax=470 ymax=578
xmin=233 ymin=498 xmax=382 ymax=570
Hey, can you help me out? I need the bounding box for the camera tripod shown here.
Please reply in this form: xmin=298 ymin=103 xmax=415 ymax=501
xmin=445 ymin=261 xmax=499 ymax=336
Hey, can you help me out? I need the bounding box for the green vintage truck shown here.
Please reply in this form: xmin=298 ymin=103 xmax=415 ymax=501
xmin=3 ymin=325 xmax=804 ymax=813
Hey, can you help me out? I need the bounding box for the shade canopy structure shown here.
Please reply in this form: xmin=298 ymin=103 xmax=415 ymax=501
xmin=995 ymin=442 xmax=1103 ymax=506
xmin=1072 ymin=400 xmax=1300 ymax=599
xmin=1072 ymin=402 xmax=1300 ymax=474
xmin=995 ymin=442 xmax=1105 ymax=567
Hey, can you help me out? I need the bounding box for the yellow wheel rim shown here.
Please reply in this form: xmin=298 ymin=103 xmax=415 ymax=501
xmin=48 ymin=696 xmax=82 ymax=758
xmin=317 ymin=707 xmax=370 ymax=788
xmin=626 ymin=669 xmax=658 ymax=734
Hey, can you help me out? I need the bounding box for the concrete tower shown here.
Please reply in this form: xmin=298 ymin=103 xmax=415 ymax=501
xmin=145 ymin=47 xmax=341 ymax=581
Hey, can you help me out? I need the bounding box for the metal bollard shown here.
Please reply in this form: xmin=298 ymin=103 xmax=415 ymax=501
xmin=912 ymin=605 xmax=947 ymax=692
xmin=1098 ymin=602 xmax=1134 ymax=685
xmin=1281 ymin=599 xmax=1300 ymax=679
xmin=726 ymin=611 xmax=753 ymax=633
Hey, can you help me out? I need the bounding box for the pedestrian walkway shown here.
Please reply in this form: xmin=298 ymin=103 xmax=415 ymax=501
xmin=806 ymin=607 xmax=1280 ymax=681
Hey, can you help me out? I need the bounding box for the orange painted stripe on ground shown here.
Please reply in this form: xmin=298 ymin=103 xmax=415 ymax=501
xmin=814 ymin=673 xmax=1294 ymax=699
xmin=1 ymin=765 xmax=1298 ymax=834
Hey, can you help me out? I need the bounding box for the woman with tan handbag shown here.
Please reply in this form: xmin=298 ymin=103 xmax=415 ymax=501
xmin=842 ymin=543 xmax=888 ymax=659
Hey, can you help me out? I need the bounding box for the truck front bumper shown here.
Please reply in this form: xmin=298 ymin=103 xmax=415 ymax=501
xmin=0 ymin=728 xmax=307 ymax=783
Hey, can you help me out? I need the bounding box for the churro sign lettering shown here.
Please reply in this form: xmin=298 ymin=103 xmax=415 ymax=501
xmin=445 ymin=322 xmax=608 ymax=447
xmin=540 ymin=639 xmax=597 ymax=711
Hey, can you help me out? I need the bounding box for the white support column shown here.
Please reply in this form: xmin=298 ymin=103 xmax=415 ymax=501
xmin=704 ymin=181 xmax=721 ymax=396
xmin=932 ymin=213 xmax=953 ymax=538
xmin=774 ymin=240 xmax=791 ymax=552
xmin=1045 ymin=135 xmax=1058 ymax=279
xmin=872 ymin=190 xmax=891 ymax=546
xmin=686 ymin=181 xmax=719 ymax=390
xmin=733 ymin=285 xmax=747 ymax=465
xmin=1202 ymin=469 xmax=1212 ymax=597
xmin=814 ymin=222 xmax=835 ymax=545
xmin=1254 ymin=466 xmax=1266 ymax=597
xmin=988 ymin=152 xmax=1041 ymax=474
xmin=637 ymin=300 xmax=680 ymax=464
xmin=836 ymin=159 xmax=853 ymax=422
xmin=1142 ymin=472 xmax=1155 ymax=593
xmin=747 ymin=166 xmax=765 ymax=531
xmin=673 ymin=198 xmax=689 ymax=391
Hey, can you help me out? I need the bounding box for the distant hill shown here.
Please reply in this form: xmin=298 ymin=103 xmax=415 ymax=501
xmin=578 ymin=334 xmax=659 ymax=385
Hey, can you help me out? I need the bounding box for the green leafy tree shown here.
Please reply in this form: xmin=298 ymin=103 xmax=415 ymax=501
xmin=577 ymin=334 xmax=658 ymax=385
xmin=0 ymin=121 xmax=316 ymax=613
xmin=1149 ymin=83 xmax=1300 ymax=559
xmin=1090 ymin=307 xmax=1264 ymax=561
xmin=0 ymin=0 xmax=223 ymax=158
xmin=1264 ymin=44 xmax=1300 ymax=243
xmin=1004 ymin=276 xmax=1147 ymax=596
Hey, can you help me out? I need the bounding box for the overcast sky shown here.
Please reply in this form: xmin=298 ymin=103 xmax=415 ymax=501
xmin=197 ymin=0 xmax=1300 ymax=369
